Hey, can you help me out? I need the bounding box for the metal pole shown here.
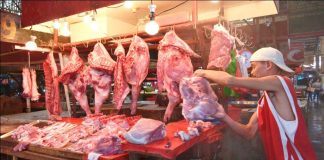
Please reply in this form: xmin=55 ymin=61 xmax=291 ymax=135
xmin=26 ymin=52 xmax=31 ymax=113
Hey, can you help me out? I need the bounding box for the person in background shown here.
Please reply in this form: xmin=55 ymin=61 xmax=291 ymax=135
xmin=312 ymin=78 xmax=321 ymax=103
xmin=194 ymin=47 xmax=316 ymax=160
xmin=0 ymin=79 xmax=10 ymax=96
xmin=307 ymin=79 xmax=314 ymax=103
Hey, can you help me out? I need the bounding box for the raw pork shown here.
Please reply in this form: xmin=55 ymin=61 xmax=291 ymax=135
xmin=58 ymin=47 xmax=92 ymax=115
xmin=88 ymin=43 xmax=116 ymax=114
xmin=123 ymin=36 xmax=150 ymax=114
xmin=207 ymin=24 xmax=234 ymax=70
xmin=157 ymin=31 xmax=200 ymax=122
xmin=124 ymin=118 xmax=166 ymax=144
xmin=22 ymin=67 xmax=32 ymax=98
xmin=30 ymin=69 xmax=41 ymax=101
xmin=179 ymin=77 xmax=222 ymax=121
xmin=43 ymin=52 xmax=62 ymax=120
xmin=113 ymin=42 xmax=130 ymax=110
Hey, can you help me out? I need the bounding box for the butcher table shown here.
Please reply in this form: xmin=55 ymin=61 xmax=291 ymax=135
xmin=0 ymin=118 xmax=224 ymax=160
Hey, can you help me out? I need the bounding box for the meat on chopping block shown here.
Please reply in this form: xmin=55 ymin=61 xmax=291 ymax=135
xmin=58 ymin=47 xmax=92 ymax=115
xmin=113 ymin=42 xmax=130 ymax=110
xmin=22 ymin=67 xmax=32 ymax=98
xmin=30 ymin=69 xmax=41 ymax=101
xmin=179 ymin=76 xmax=223 ymax=121
xmin=123 ymin=36 xmax=150 ymax=115
xmin=43 ymin=52 xmax=62 ymax=120
xmin=207 ymin=24 xmax=234 ymax=70
xmin=88 ymin=43 xmax=116 ymax=114
xmin=157 ymin=31 xmax=200 ymax=122
xmin=124 ymin=118 xmax=166 ymax=144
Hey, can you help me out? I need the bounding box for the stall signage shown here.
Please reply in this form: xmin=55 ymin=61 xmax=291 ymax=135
xmin=285 ymin=42 xmax=304 ymax=64
xmin=0 ymin=11 xmax=20 ymax=41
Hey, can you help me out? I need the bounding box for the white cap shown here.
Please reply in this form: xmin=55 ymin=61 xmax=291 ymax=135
xmin=250 ymin=47 xmax=294 ymax=73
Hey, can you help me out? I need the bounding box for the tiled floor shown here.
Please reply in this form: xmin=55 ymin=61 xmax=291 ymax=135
xmin=306 ymin=99 xmax=324 ymax=159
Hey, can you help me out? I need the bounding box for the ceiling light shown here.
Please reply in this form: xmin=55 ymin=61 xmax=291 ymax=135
xmin=211 ymin=0 xmax=219 ymax=3
xmin=90 ymin=17 xmax=99 ymax=32
xmin=145 ymin=1 xmax=159 ymax=35
xmin=61 ymin=21 xmax=71 ymax=37
xmin=25 ymin=36 xmax=37 ymax=51
xmin=124 ymin=1 xmax=133 ymax=9
xmin=53 ymin=19 xmax=60 ymax=29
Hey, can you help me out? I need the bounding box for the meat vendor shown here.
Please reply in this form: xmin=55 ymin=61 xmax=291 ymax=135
xmin=194 ymin=47 xmax=316 ymax=160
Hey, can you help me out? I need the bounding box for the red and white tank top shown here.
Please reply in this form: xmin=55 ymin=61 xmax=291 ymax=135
xmin=257 ymin=76 xmax=316 ymax=160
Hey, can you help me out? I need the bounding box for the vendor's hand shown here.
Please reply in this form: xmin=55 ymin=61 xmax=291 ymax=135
xmin=193 ymin=69 xmax=205 ymax=77
xmin=213 ymin=104 xmax=226 ymax=120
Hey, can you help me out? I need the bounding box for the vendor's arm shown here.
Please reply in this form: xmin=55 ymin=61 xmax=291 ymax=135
xmin=193 ymin=70 xmax=282 ymax=92
xmin=222 ymin=111 xmax=258 ymax=139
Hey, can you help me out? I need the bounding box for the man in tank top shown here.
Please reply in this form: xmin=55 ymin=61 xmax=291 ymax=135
xmin=194 ymin=47 xmax=316 ymax=160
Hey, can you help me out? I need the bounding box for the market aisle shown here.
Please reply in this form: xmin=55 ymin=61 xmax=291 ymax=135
xmin=306 ymin=100 xmax=324 ymax=159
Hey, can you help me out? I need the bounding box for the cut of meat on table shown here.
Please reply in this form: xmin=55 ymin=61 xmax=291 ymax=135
xmin=22 ymin=67 xmax=32 ymax=98
xmin=157 ymin=31 xmax=200 ymax=122
xmin=207 ymin=24 xmax=234 ymax=70
xmin=58 ymin=47 xmax=92 ymax=116
xmin=179 ymin=76 xmax=223 ymax=121
xmin=113 ymin=42 xmax=130 ymax=110
xmin=88 ymin=43 xmax=116 ymax=114
xmin=30 ymin=69 xmax=41 ymax=101
xmin=124 ymin=118 xmax=166 ymax=144
xmin=123 ymin=36 xmax=150 ymax=115
xmin=43 ymin=52 xmax=62 ymax=120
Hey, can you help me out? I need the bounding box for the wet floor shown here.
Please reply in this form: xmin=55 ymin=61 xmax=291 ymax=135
xmin=306 ymin=99 xmax=324 ymax=159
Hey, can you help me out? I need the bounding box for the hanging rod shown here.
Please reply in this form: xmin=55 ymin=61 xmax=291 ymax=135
xmin=53 ymin=18 xmax=220 ymax=52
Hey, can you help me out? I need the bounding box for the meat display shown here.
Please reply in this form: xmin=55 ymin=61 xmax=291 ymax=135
xmin=22 ymin=67 xmax=32 ymax=98
xmin=124 ymin=118 xmax=166 ymax=144
xmin=123 ymin=36 xmax=150 ymax=115
xmin=157 ymin=31 xmax=200 ymax=122
xmin=30 ymin=69 xmax=41 ymax=101
xmin=58 ymin=47 xmax=92 ymax=115
xmin=179 ymin=76 xmax=222 ymax=121
xmin=113 ymin=42 xmax=130 ymax=110
xmin=11 ymin=114 xmax=140 ymax=155
xmin=207 ymin=24 xmax=234 ymax=70
xmin=43 ymin=52 xmax=62 ymax=120
xmin=88 ymin=43 xmax=116 ymax=114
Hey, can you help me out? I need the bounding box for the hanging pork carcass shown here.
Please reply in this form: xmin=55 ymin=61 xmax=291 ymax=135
xmin=58 ymin=47 xmax=92 ymax=116
xmin=207 ymin=24 xmax=234 ymax=70
xmin=88 ymin=42 xmax=116 ymax=114
xmin=179 ymin=76 xmax=223 ymax=121
xmin=113 ymin=42 xmax=130 ymax=110
xmin=157 ymin=31 xmax=200 ymax=122
xmin=123 ymin=36 xmax=150 ymax=115
xmin=43 ymin=52 xmax=62 ymax=120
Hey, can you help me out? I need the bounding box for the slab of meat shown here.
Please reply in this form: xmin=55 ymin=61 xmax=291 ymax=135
xmin=43 ymin=52 xmax=62 ymax=119
xmin=67 ymin=134 xmax=122 ymax=156
xmin=157 ymin=31 xmax=200 ymax=122
xmin=88 ymin=43 xmax=116 ymax=114
xmin=58 ymin=47 xmax=92 ymax=115
xmin=124 ymin=118 xmax=166 ymax=144
xmin=179 ymin=76 xmax=222 ymax=121
xmin=207 ymin=24 xmax=234 ymax=70
xmin=113 ymin=42 xmax=130 ymax=110
xmin=22 ymin=67 xmax=32 ymax=98
xmin=30 ymin=69 xmax=41 ymax=101
xmin=123 ymin=36 xmax=150 ymax=115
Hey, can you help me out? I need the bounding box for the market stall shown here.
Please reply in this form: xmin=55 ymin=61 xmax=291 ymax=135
xmin=1 ymin=1 xmax=284 ymax=160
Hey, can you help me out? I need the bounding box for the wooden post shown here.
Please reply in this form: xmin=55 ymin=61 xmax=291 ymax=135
xmin=53 ymin=25 xmax=72 ymax=117
xmin=58 ymin=52 xmax=72 ymax=117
